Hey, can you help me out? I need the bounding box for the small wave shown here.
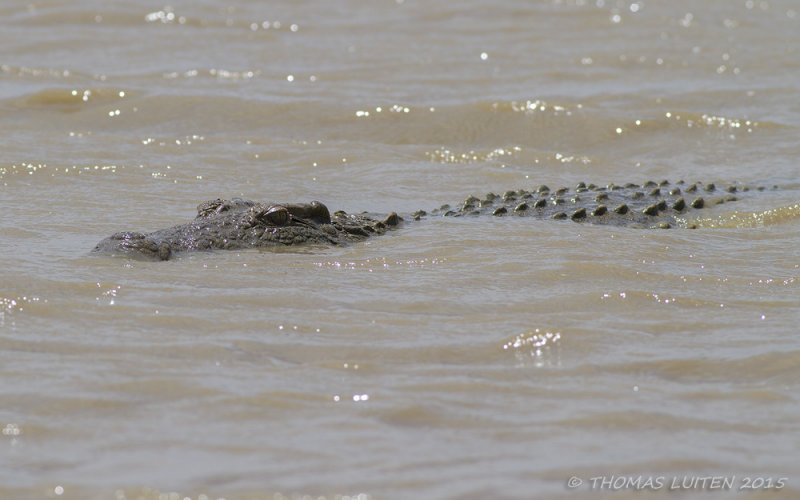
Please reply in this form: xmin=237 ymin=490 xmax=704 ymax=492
xmin=658 ymin=109 xmax=781 ymax=134
xmin=0 ymin=63 xmax=84 ymax=80
xmin=501 ymin=328 xmax=562 ymax=367
xmin=609 ymin=350 xmax=800 ymax=384
xmin=16 ymin=3 xmax=302 ymax=33
xmin=14 ymin=5 xmax=203 ymax=29
xmin=692 ymin=203 xmax=800 ymax=228
xmin=20 ymin=86 xmax=129 ymax=107
xmin=161 ymin=67 xmax=260 ymax=81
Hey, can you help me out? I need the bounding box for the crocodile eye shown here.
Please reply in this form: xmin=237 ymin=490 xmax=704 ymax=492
xmin=261 ymin=206 xmax=290 ymax=226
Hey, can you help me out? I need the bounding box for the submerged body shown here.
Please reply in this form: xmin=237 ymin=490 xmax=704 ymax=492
xmin=430 ymin=180 xmax=766 ymax=228
xmin=93 ymin=180 xmax=772 ymax=260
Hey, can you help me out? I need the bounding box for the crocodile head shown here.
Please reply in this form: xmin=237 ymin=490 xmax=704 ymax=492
xmin=92 ymin=199 xmax=398 ymax=260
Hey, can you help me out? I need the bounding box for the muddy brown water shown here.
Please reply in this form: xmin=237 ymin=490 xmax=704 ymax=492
xmin=2 ymin=1 xmax=799 ymax=499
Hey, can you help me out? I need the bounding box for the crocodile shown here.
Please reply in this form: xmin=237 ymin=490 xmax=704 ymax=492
xmin=92 ymin=180 xmax=773 ymax=260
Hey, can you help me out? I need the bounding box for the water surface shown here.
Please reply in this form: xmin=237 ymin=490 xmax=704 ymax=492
xmin=2 ymin=1 xmax=799 ymax=499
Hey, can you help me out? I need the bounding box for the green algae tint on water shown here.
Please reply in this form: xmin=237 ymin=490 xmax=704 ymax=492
xmin=2 ymin=1 xmax=800 ymax=499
